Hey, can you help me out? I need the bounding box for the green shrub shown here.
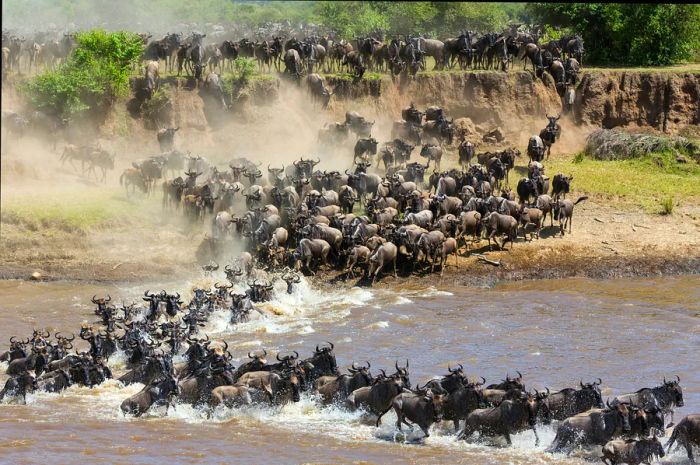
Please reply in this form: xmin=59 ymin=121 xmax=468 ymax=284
xmin=661 ymin=197 xmax=674 ymax=215
xmin=21 ymin=29 xmax=143 ymax=119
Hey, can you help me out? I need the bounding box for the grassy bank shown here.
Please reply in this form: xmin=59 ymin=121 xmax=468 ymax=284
xmin=545 ymin=153 xmax=700 ymax=213
xmin=1 ymin=187 xmax=153 ymax=234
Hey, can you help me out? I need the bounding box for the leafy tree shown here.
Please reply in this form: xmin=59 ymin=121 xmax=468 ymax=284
xmin=527 ymin=3 xmax=700 ymax=66
xmin=21 ymin=29 xmax=143 ymax=118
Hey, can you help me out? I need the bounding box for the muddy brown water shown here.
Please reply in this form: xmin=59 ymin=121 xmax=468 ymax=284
xmin=0 ymin=275 xmax=699 ymax=465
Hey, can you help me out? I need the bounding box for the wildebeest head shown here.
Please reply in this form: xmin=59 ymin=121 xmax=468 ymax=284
xmin=580 ymin=378 xmax=604 ymax=408
xmin=662 ymin=375 xmax=683 ymax=407
xmin=545 ymin=113 xmax=561 ymax=129
xmin=348 ymin=361 xmax=372 ymax=385
xmin=607 ymin=399 xmax=632 ymax=432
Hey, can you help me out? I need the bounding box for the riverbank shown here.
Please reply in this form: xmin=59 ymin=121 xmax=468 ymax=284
xmin=2 ymin=190 xmax=698 ymax=287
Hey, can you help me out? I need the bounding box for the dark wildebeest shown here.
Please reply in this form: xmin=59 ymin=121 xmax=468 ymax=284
xmin=551 ymin=173 xmax=573 ymax=201
xmin=458 ymin=138 xmax=475 ymax=168
xmin=553 ymin=196 xmax=588 ymax=236
xmin=614 ymin=377 xmax=684 ymax=426
xmin=354 ymin=137 xmax=378 ymax=165
xmin=307 ymin=73 xmax=333 ymax=108
xmin=483 ymin=212 xmax=518 ymax=251
xmin=346 ymin=362 xmax=411 ymax=414
xmin=316 ymin=362 xmax=372 ymax=404
xmin=157 ymin=127 xmax=179 ymax=152
xmin=602 ymin=437 xmax=665 ymax=465
xmin=543 ymin=379 xmax=604 ymax=421
xmin=0 ymin=371 xmax=37 ymax=404
xmin=666 ymin=414 xmax=700 ymax=462
xmin=458 ymin=391 xmax=550 ymax=446
xmin=527 ymin=135 xmax=545 ymax=162
xmin=120 ymin=370 xmax=179 ymax=417
xmin=539 ymin=114 xmax=561 ymax=160
xmin=547 ymin=401 xmax=632 ymax=453
xmin=376 ymin=387 xmax=446 ymax=438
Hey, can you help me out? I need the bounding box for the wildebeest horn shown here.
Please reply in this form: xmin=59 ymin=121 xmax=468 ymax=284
xmin=10 ymin=336 xmax=17 ymax=343
xmin=351 ymin=361 xmax=359 ymax=371
xmin=396 ymin=361 xmax=400 ymax=371
xmin=277 ymin=353 xmax=283 ymax=361
xmin=596 ymin=378 xmax=602 ymax=385
xmin=580 ymin=379 xmax=585 ymax=388
xmin=365 ymin=361 xmax=371 ymax=369
xmin=92 ymin=295 xmax=98 ymax=303
xmin=516 ymin=370 xmax=522 ymax=379
xmin=480 ymin=376 xmax=486 ymax=385
xmin=379 ymin=368 xmax=387 ymax=378
xmin=105 ymin=295 xmax=111 ymax=302
xmin=248 ymin=351 xmax=255 ymax=359
xmin=676 ymin=375 xmax=680 ymax=382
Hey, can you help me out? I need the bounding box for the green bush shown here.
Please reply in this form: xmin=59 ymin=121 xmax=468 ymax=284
xmin=527 ymin=3 xmax=700 ymax=66
xmin=661 ymin=197 xmax=674 ymax=215
xmin=21 ymin=29 xmax=143 ymax=119
xmin=233 ymin=57 xmax=257 ymax=84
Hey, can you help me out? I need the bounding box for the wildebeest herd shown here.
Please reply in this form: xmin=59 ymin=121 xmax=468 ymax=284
xmin=3 ymin=23 xmax=582 ymax=105
xmin=1 ymin=291 xmax=696 ymax=463
xmin=115 ymin=102 xmax=584 ymax=284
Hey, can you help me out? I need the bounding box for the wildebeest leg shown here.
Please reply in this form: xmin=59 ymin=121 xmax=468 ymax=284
xmin=393 ymin=256 xmax=398 ymax=278
xmin=504 ymin=432 xmax=512 ymax=446
xmin=532 ymin=425 xmax=540 ymax=446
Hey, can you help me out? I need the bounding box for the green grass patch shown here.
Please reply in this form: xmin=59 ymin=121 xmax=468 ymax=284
xmin=538 ymin=151 xmax=700 ymax=212
xmin=1 ymin=187 xmax=152 ymax=233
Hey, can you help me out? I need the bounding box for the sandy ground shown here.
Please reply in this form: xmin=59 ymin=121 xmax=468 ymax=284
xmin=2 ymin=193 xmax=699 ymax=286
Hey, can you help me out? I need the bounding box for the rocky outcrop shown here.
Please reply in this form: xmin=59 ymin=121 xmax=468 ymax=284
xmin=574 ymin=72 xmax=700 ymax=132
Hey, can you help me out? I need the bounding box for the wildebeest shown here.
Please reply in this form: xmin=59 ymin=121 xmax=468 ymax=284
xmin=307 ymin=73 xmax=333 ymax=108
xmin=458 ymin=138 xmax=475 ymax=168
xmin=483 ymin=212 xmax=518 ymax=251
xmin=157 ymin=127 xmax=179 ymax=152
xmin=548 ymin=401 xmax=632 ymax=453
xmin=120 ymin=370 xmax=179 ymax=417
xmin=601 ymin=436 xmax=665 ymax=465
xmin=553 ymin=196 xmax=588 ymax=236
xmin=292 ymin=238 xmax=331 ymax=275
xmin=551 ymin=173 xmax=573 ymax=201
xmin=0 ymin=371 xmax=36 ymax=404
xmin=144 ymin=60 xmax=160 ymax=99
xmin=354 ymin=137 xmax=378 ymax=165
xmin=376 ymin=388 xmax=445 ymax=438
xmin=540 ymin=114 xmax=561 ymax=159
xmin=458 ymin=392 xmax=550 ymax=446
xmin=367 ymin=242 xmax=398 ymax=284
xmin=614 ymin=377 xmax=684 ymax=425
xmin=544 ymin=380 xmax=604 ymax=421
xmin=284 ymin=48 xmax=302 ymax=78
xmin=317 ymin=361 xmax=372 ymax=404
xmin=420 ymin=144 xmax=443 ymax=171
xmin=666 ymin=414 xmax=700 ymax=462
xmin=527 ymin=135 xmax=545 ymax=162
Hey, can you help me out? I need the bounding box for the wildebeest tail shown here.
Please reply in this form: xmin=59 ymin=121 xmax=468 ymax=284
xmin=574 ymin=196 xmax=589 ymax=205
xmin=665 ymin=423 xmax=679 ymax=452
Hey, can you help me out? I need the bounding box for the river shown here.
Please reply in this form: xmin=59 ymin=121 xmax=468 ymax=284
xmin=0 ymin=275 xmax=698 ymax=464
